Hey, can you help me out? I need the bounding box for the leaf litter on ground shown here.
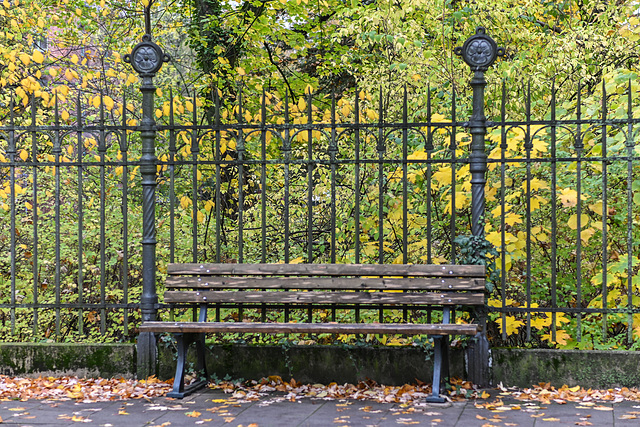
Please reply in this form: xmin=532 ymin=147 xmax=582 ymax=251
xmin=0 ymin=375 xmax=171 ymax=402
xmin=209 ymin=376 xmax=482 ymax=405
xmin=209 ymin=376 xmax=640 ymax=408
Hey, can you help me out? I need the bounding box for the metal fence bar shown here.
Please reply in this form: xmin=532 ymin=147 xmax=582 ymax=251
xmin=600 ymin=80 xmax=608 ymax=339
xmin=54 ymin=93 xmax=62 ymax=338
xmin=191 ymin=92 xmax=199 ymax=264
xmin=449 ymin=89 xmax=457 ymax=264
xmin=260 ymin=90 xmax=267 ymax=263
xmin=99 ymin=95 xmax=107 ymax=335
xmin=121 ymin=92 xmax=130 ymax=335
xmin=524 ymin=83 xmax=532 ymax=342
xmin=499 ymin=81 xmax=508 ymax=341
xmin=550 ymin=82 xmax=558 ymax=342
xmin=377 ymin=88 xmax=385 ymax=265
xmin=354 ymin=89 xmax=361 ymax=264
xmin=75 ymin=91 xmax=85 ymax=336
xmin=8 ymin=99 xmax=17 ymax=335
xmin=625 ymin=81 xmax=635 ymax=344
xmin=575 ymin=81 xmax=583 ymax=342
xmin=30 ymin=94 xmax=39 ymax=338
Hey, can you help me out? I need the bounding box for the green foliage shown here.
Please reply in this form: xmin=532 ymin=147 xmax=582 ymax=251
xmin=454 ymin=234 xmax=499 ymax=293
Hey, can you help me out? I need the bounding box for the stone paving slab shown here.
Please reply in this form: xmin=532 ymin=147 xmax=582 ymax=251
xmin=1 ymin=388 xmax=639 ymax=426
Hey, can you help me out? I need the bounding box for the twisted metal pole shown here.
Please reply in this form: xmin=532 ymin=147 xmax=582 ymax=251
xmin=455 ymin=27 xmax=504 ymax=387
xmin=125 ymin=22 xmax=170 ymax=378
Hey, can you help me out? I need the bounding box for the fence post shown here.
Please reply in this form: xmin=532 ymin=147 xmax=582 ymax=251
xmin=454 ymin=27 xmax=504 ymax=387
xmin=124 ymin=31 xmax=169 ymax=379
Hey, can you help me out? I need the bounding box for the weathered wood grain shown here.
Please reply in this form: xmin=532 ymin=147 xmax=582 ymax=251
xmin=165 ymin=276 xmax=486 ymax=291
xmin=139 ymin=321 xmax=481 ymax=335
xmin=167 ymin=263 xmax=485 ymax=277
xmin=163 ymin=290 xmax=485 ymax=306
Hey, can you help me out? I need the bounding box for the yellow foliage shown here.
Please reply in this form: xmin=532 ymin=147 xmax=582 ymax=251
xmin=541 ymin=330 xmax=571 ymax=346
xmin=497 ymin=315 xmax=524 ymax=336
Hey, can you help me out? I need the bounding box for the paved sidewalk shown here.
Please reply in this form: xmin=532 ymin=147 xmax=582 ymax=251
xmin=1 ymin=388 xmax=639 ymax=426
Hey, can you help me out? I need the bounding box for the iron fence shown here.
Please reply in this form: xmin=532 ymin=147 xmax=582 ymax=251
xmin=0 ymin=30 xmax=638 ymax=374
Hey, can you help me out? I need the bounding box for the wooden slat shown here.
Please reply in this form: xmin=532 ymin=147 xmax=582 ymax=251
xmin=167 ymin=263 xmax=485 ymax=277
xmin=165 ymin=276 xmax=486 ymax=291
xmin=139 ymin=321 xmax=481 ymax=335
xmin=163 ymin=290 xmax=485 ymax=306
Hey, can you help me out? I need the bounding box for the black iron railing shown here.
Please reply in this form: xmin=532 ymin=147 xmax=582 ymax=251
xmin=0 ymin=28 xmax=638 ymax=383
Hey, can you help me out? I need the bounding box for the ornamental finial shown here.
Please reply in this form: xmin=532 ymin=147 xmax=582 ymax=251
xmin=454 ymin=27 xmax=505 ymax=72
xmin=124 ymin=34 xmax=170 ymax=77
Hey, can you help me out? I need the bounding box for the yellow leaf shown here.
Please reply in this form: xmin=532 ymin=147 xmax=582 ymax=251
xmin=558 ymin=188 xmax=585 ymax=207
xmin=32 ymin=50 xmax=44 ymax=64
xmin=236 ymin=67 xmax=246 ymax=76
xmin=180 ymin=196 xmax=191 ymax=210
xmin=504 ymin=212 xmax=522 ymax=226
xmin=186 ymin=411 xmax=201 ymax=417
xmin=430 ymin=113 xmax=446 ymax=123
xmin=432 ymin=166 xmax=452 ymax=188
xmin=588 ymin=201 xmax=603 ymax=214
xmin=104 ymin=96 xmax=115 ymax=110
xmin=20 ymin=149 xmax=28 ymax=161
xmin=61 ymin=110 xmax=70 ymax=121
xmin=530 ymin=315 xmax=551 ymax=329
xmin=542 ymin=418 xmax=560 ymax=422
xmin=540 ymin=330 xmax=571 ymax=346
xmin=569 ymin=385 xmax=580 ymax=392
xmin=498 ymin=316 xmax=524 ymax=336
xmin=19 ymin=53 xmax=31 ymax=66
xmin=567 ymin=213 xmax=589 ymax=230
xmin=297 ymin=97 xmax=307 ymax=112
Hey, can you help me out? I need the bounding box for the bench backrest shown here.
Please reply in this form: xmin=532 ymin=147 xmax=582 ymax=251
xmin=164 ymin=263 xmax=486 ymax=307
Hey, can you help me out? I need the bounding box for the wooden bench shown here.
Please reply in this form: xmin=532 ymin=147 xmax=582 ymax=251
xmin=139 ymin=263 xmax=486 ymax=402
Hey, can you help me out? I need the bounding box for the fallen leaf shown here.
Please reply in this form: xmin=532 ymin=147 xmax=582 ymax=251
xmin=186 ymin=411 xmax=201 ymax=418
xmin=543 ymin=418 xmax=560 ymax=421
xmin=620 ymin=414 xmax=638 ymax=419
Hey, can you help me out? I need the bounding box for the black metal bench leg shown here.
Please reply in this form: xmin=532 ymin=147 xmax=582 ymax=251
xmin=195 ymin=332 xmax=208 ymax=379
xmin=441 ymin=335 xmax=450 ymax=389
xmin=167 ymin=333 xmax=208 ymax=399
xmin=426 ymin=336 xmax=446 ymax=403
xmin=167 ymin=333 xmax=187 ymax=398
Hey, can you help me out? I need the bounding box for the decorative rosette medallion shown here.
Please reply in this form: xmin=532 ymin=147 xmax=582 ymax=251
xmin=124 ymin=34 xmax=170 ymax=76
xmin=454 ymin=27 xmax=504 ymax=72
